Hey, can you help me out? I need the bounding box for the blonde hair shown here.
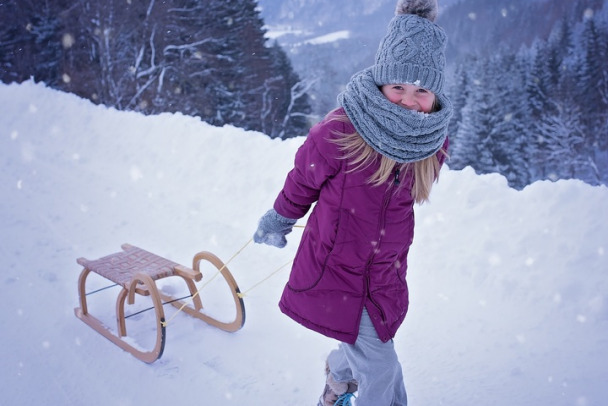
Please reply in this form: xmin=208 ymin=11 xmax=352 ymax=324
xmin=329 ymin=110 xmax=446 ymax=204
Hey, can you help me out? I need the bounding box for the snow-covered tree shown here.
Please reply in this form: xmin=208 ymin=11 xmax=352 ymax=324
xmin=1 ymin=0 xmax=311 ymax=139
xmin=446 ymin=0 xmax=608 ymax=188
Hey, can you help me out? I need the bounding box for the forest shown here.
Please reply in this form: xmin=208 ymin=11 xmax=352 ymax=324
xmin=1 ymin=0 xmax=607 ymax=188
xmin=0 ymin=0 xmax=311 ymax=139
xmin=442 ymin=0 xmax=608 ymax=188
xmin=258 ymin=0 xmax=608 ymax=189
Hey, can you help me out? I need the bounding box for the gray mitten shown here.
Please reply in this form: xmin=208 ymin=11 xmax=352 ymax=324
xmin=253 ymin=209 xmax=297 ymax=248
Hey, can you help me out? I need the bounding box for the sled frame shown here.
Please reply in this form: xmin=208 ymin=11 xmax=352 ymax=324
xmin=74 ymin=243 xmax=245 ymax=363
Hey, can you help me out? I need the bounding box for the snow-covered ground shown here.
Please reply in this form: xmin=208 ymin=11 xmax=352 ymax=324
xmin=1 ymin=81 xmax=607 ymax=406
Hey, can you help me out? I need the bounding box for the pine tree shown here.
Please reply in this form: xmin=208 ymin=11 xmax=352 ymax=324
xmin=0 ymin=0 xmax=67 ymax=86
xmin=471 ymin=58 xmax=502 ymax=172
xmin=450 ymin=61 xmax=494 ymax=172
xmin=522 ymin=43 xmax=558 ymax=181
xmin=578 ymin=17 xmax=605 ymax=134
xmin=450 ymin=94 xmax=481 ymax=171
xmin=573 ymin=12 xmax=608 ymax=184
xmin=489 ymin=53 xmax=530 ymax=188
xmin=446 ymin=62 xmax=469 ymax=153
xmin=539 ymin=102 xmax=587 ymax=181
xmin=0 ymin=1 xmax=24 ymax=83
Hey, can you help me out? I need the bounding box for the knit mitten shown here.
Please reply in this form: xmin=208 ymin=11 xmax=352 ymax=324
xmin=253 ymin=209 xmax=297 ymax=248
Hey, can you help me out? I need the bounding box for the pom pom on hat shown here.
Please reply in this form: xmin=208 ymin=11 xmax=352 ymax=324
xmin=372 ymin=0 xmax=446 ymax=94
xmin=395 ymin=0 xmax=438 ymax=22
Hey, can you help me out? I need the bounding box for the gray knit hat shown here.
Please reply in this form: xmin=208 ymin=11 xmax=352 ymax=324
xmin=371 ymin=0 xmax=447 ymax=95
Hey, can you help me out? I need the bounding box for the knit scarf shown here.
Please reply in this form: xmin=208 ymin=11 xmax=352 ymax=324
xmin=338 ymin=68 xmax=453 ymax=163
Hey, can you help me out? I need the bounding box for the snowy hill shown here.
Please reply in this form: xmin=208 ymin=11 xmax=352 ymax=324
xmin=1 ymin=81 xmax=607 ymax=405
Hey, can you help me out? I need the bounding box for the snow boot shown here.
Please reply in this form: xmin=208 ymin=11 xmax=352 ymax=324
xmin=317 ymin=362 xmax=357 ymax=406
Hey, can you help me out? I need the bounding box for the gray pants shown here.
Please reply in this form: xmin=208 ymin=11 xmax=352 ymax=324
xmin=327 ymin=309 xmax=408 ymax=406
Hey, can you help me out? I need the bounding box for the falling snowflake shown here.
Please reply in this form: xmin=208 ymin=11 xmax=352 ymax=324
xmin=130 ymin=165 xmax=143 ymax=181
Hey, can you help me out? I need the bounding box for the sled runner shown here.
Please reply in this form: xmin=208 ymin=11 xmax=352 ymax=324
xmin=74 ymin=243 xmax=245 ymax=363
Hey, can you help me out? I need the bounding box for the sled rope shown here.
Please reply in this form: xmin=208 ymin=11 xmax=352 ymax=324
xmin=161 ymin=224 xmax=304 ymax=327
xmin=238 ymin=225 xmax=305 ymax=297
xmin=237 ymin=259 xmax=294 ymax=298
xmin=161 ymin=237 xmax=253 ymax=327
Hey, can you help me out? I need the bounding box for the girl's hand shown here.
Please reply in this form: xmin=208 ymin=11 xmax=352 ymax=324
xmin=253 ymin=209 xmax=297 ymax=248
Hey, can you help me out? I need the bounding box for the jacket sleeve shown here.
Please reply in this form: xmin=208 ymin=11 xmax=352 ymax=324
xmin=273 ymin=120 xmax=342 ymax=219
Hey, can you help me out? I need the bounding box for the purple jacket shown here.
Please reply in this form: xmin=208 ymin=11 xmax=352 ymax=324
xmin=274 ymin=108 xmax=446 ymax=344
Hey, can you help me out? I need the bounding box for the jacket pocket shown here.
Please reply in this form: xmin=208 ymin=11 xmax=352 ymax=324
xmin=287 ymin=210 xmax=349 ymax=292
xmin=287 ymin=229 xmax=326 ymax=292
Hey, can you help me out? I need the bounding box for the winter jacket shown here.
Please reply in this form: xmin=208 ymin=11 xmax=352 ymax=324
xmin=274 ymin=108 xmax=447 ymax=344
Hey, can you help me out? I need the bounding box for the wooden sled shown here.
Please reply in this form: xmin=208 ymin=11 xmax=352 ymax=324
xmin=74 ymin=243 xmax=245 ymax=363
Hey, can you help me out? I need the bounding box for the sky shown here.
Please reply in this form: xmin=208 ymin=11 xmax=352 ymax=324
xmin=1 ymin=81 xmax=607 ymax=406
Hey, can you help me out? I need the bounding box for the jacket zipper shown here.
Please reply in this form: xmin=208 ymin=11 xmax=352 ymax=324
xmin=364 ymin=169 xmax=400 ymax=323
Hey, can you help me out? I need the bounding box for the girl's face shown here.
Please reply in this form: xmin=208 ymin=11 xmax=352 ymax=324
xmin=381 ymin=83 xmax=436 ymax=113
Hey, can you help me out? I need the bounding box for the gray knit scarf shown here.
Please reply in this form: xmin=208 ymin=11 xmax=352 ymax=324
xmin=338 ymin=68 xmax=453 ymax=163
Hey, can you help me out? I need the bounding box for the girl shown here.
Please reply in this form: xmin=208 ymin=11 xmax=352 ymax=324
xmin=254 ymin=1 xmax=452 ymax=404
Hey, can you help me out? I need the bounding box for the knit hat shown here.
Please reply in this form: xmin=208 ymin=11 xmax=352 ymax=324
xmin=371 ymin=0 xmax=447 ymax=95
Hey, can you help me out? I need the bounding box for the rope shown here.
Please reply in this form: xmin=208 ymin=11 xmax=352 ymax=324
xmin=237 ymin=259 xmax=293 ymax=298
xmin=161 ymin=225 xmax=306 ymax=326
xmin=193 ymin=237 xmax=254 ymax=294
xmin=161 ymin=237 xmax=253 ymax=327
xmin=236 ymin=224 xmax=304 ymax=297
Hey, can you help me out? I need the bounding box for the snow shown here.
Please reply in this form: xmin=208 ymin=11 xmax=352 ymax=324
xmin=303 ymin=30 xmax=351 ymax=45
xmin=266 ymin=28 xmax=351 ymax=46
xmin=263 ymin=26 xmax=308 ymax=40
xmin=2 ymin=80 xmax=607 ymax=406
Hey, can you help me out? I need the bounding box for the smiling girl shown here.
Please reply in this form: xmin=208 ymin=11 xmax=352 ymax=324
xmin=253 ymin=0 xmax=453 ymax=405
